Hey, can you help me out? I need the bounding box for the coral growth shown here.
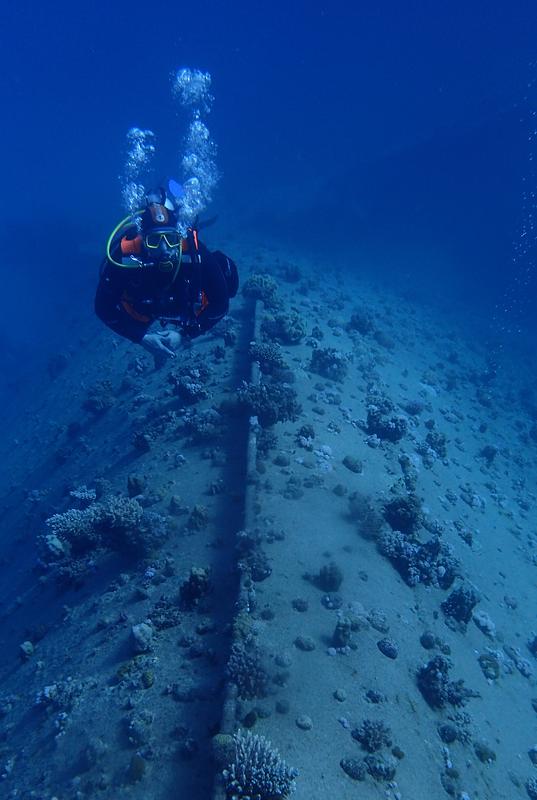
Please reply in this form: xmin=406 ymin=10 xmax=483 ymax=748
xmin=309 ymin=347 xmax=349 ymax=383
xmin=527 ymin=776 xmax=537 ymax=799
xmin=168 ymin=364 xmax=210 ymax=404
xmin=44 ymin=506 xmax=102 ymax=556
xmin=186 ymin=504 xmax=210 ymax=531
xmin=425 ymin=429 xmax=448 ymax=459
xmin=84 ymin=380 xmax=115 ymax=414
xmin=180 ymin=566 xmax=211 ymax=608
xmin=417 ymin=656 xmax=478 ymax=709
xmin=306 ymin=561 xmax=343 ymax=592
xmin=441 ymin=585 xmax=479 ymax=625
xmin=261 ymin=309 xmax=307 ymax=345
xmin=333 ymin=615 xmax=352 ymax=648
xmin=347 ymin=308 xmax=375 ymax=335
xmin=42 ymin=495 xmax=167 ymax=560
xmin=236 ymin=530 xmax=272 ymax=583
xmin=183 ymin=408 xmax=223 ymax=442
xmin=383 ymin=494 xmax=422 ymax=536
xmin=257 ymin=428 xmax=278 ymax=457
xmin=351 ymin=719 xmax=392 ymax=752
xmin=364 ymin=755 xmax=397 ymax=782
xmin=378 ymin=532 xmax=458 ymax=589
xmin=366 ymin=396 xmax=408 ymax=442
xmin=348 ymin=492 xmax=385 ymax=540
xmin=237 ymin=381 xmax=301 ymax=428
xmin=479 ymin=444 xmax=498 ymax=466
xmin=223 ymin=730 xmax=297 ymax=800
xmin=226 ymin=640 xmax=269 ymax=700
xmin=242 ymin=273 xmax=279 ymax=306
xmin=377 ymin=638 xmax=399 ymax=659
xmin=249 ymin=341 xmax=288 ymax=376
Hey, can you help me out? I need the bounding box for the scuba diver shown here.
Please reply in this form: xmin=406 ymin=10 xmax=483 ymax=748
xmin=95 ymin=181 xmax=238 ymax=359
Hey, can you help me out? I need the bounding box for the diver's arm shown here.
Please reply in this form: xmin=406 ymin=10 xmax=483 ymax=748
xmin=95 ymin=266 xmax=152 ymax=343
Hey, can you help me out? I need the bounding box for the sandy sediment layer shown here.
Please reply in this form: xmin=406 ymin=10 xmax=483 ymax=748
xmin=0 ymin=241 xmax=536 ymax=800
xmin=214 ymin=248 xmax=537 ymax=800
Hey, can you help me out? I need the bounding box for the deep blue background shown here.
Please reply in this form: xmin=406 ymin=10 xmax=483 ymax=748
xmin=1 ymin=0 xmax=536 ymax=385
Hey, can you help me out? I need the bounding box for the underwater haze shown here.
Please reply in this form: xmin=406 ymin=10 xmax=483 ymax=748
xmin=1 ymin=1 xmax=536 ymax=348
xmin=1 ymin=2 xmax=537 ymax=800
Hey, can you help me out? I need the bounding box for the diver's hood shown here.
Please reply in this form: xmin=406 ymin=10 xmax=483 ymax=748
xmin=145 ymin=180 xmax=185 ymax=213
xmin=145 ymin=188 xmax=175 ymax=212
xmin=142 ymin=203 xmax=178 ymax=232
xmin=143 ymin=180 xmax=186 ymax=231
xmin=142 ymin=203 xmax=176 ymax=229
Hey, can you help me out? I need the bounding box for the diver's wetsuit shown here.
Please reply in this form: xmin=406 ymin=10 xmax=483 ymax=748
xmin=95 ymin=239 xmax=238 ymax=343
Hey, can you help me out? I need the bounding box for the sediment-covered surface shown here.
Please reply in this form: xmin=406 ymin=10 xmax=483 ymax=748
xmin=1 ymin=240 xmax=536 ymax=800
xmin=0 ymin=256 xmax=253 ymax=799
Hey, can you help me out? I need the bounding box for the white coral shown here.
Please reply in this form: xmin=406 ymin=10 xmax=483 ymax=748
xmin=223 ymin=730 xmax=297 ymax=800
xmin=101 ymin=496 xmax=143 ymax=530
xmin=69 ymin=485 xmax=96 ymax=506
xmin=46 ymin=507 xmax=98 ymax=542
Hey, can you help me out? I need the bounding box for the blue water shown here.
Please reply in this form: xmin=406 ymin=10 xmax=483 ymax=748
xmin=1 ymin=0 xmax=535 ymax=395
xmin=1 ymin=5 xmax=537 ymax=797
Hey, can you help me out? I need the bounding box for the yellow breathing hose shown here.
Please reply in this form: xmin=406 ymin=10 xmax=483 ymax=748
xmin=105 ymin=210 xmax=145 ymax=268
xmin=105 ymin=210 xmax=183 ymax=282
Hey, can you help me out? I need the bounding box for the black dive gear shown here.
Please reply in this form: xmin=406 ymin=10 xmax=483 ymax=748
xmin=96 ymin=231 xmax=237 ymax=344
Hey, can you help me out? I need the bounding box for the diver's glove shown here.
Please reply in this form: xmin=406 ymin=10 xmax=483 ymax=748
xmin=141 ymin=330 xmax=182 ymax=359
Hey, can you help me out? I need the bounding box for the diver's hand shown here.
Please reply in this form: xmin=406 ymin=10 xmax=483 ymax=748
xmin=141 ymin=331 xmax=182 ymax=359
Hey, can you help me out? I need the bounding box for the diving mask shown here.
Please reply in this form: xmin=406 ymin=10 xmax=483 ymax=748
xmin=143 ymin=228 xmax=182 ymax=273
xmin=144 ymin=229 xmax=182 ymax=249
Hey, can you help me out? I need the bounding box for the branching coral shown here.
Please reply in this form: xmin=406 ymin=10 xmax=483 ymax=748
xmin=223 ymin=730 xmax=297 ymax=800
xmin=44 ymin=506 xmax=104 ymax=556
